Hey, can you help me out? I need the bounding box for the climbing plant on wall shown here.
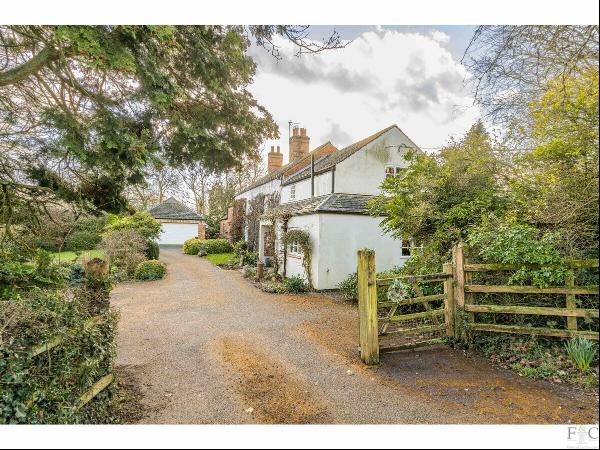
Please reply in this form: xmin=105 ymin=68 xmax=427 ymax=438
xmin=230 ymin=198 xmax=246 ymax=244
xmin=246 ymin=192 xmax=281 ymax=252
xmin=281 ymin=228 xmax=312 ymax=288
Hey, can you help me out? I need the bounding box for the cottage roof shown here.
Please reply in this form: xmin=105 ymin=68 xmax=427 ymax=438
xmin=262 ymin=193 xmax=377 ymax=218
xmin=148 ymin=197 xmax=205 ymax=221
xmin=281 ymin=124 xmax=417 ymax=186
xmin=236 ymin=141 xmax=335 ymax=196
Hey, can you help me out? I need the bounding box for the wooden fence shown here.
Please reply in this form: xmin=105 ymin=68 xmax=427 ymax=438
xmin=358 ymin=246 xmax=599 ymax=365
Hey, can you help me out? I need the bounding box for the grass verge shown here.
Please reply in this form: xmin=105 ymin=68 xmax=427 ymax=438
xmin=51 ymin=249 xmax=105 ymax=262
xmin=204 ymin=252 xmax=237 ymax=266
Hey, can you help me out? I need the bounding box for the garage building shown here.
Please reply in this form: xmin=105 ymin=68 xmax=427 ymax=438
xmin=148 ymin=197 xmax=206 ymax=245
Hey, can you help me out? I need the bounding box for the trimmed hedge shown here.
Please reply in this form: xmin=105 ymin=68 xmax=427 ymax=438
xmin=183 ymin=238 xmax=232 ymax=256
xmin=183 ymin=238 xmax=202 ymax=255
xmin=134 ymin=260 xmax=166 ymax=281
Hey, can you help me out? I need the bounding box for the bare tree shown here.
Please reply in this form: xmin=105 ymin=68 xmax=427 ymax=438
xmin=462 ymin=26 xmax=599 ymax=140
xmin=125 ymin=157 xmax=180 ymax=209
xmin=179 ymin=162 xmax=213 ymax=215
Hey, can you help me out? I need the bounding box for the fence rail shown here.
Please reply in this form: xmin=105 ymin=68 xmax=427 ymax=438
xmin=357 ymin=245 xmax=599 ymax=365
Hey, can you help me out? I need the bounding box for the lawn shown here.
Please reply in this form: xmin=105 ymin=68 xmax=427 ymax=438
xmin=51 ymin=249 xmax=105 ymax=263
xmin=204 ymin=252 xmax=238 ymax=266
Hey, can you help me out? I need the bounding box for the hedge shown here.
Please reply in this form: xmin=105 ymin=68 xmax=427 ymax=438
xmin=183 ymin=238 xmax=232 ymax=255
xmin=0 ymin=278 xmax=117 ymax=424
xmin=134 ymin=260 xmax=166 ymax=281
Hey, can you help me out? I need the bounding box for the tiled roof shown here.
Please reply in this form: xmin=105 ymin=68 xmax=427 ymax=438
xmin=282 ymin=125 xmax=402 ymax=186
xmin=148 ymin=197 xmax=205 ymax=221
xmin=262 ymin=193 xmax=377 ymax=218
xmin=236 ymin=141 xmax=335 ymax=196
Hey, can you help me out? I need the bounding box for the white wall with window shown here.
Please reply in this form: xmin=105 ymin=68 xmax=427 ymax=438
xmin=385 ymin=165 xmax=406 ymax=179
xmin=333 ymin=126 xmax=416 ymax=196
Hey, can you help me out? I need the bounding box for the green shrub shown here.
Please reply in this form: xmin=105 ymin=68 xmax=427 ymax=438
xmin=338 ymin=273 xmax=358 ymax=301
xmin=145 ymin=240 xmax=160 ymax=260
xmin=282 ymin=276 xmax=306 ymax=293
xmin=338 ymin=267 xmax=403 ymax=303
xmin=58 ymin=262 xmax=86 ymax=287
xmin=100 ymin=230 xmax=147 ymax=278
xmin=134 ymin=260 xmax=166 ymax=281
xmin=64 ymin=230 xmax=102 ymax=251
xmin=183 ymin=238 xmax=202 ymax=255
xmin=565 ymin=337 xmax=598 ymax=371
xmin=0 ymin=285 xmax=116 ymax=424
xmin=243 ymin=266 xmax=256 ymax=279
xmin=198 ymin=239 xmax=233 ymax=254
xmin=104 ymin=212 xmax=161 ymax=240
xmin=261 ymin=282 xmax=286 ymax=294
xmin=1 ymin=249 xmax=69 ymax=298
xmin=233 ymin=240 xmax=247 ymax=257
xmin=468 ymin=221 xmax=566 ymax=288
xmin=243 ymin=251 xmax=258 ymax=266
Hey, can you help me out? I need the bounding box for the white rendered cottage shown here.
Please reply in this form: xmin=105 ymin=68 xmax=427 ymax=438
xmin=231 ymin=126 xmax=337 ymax=241
xmin=257 ymin=124 xmax=421 ymax=290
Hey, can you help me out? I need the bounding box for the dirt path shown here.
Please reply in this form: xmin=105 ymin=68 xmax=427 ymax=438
xmin=111 ymin=247 xmax=598 ymax=424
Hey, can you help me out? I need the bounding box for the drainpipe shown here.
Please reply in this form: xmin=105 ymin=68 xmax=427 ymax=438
xmin=331 ymin=166 xmax=335 ymax=193
xmin=282 ymin=219 xmax=288 ymax=278
xmin=310 ymin=153 xmax=315 ymax=197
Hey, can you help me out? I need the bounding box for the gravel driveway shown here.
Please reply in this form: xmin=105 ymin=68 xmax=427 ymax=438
xmin=111 ymin=247 xmax=598 ymax=424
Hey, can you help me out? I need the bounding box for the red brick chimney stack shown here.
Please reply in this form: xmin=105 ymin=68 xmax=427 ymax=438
xmin=289 ymin=126 xmax=310 ymax=162
xmin=267 ymin=145 xmax=283 ymax=173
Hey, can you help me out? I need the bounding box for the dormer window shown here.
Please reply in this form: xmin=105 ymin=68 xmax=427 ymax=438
xmin=290 ymin=184 xmax=296 ymax=200
xmin=386 ymin=166 xmax=405 ymax=179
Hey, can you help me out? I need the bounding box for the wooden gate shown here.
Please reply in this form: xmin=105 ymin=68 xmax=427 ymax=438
xmin=357 ymin=249 xmax=454 ymax=365
xmin=357 ymin=246 xmax=599 ymax=365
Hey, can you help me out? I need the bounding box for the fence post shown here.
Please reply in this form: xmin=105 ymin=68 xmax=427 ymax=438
xmin=357 ymin=249 xmax=379 ymax=365
xmin=443 ymin=262 xmax=455 ymax=338
xmin=565 ymin=270 xmax=578 ymax=332
xmin=452 ymin=243 xmax=466 ymax=342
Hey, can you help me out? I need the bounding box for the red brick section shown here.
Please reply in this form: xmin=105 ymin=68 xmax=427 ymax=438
xmin=197 ymin=222 xmax=206 ymax=240
xmin=289 ymin=126 xmax=310 ymax=162
xmin=283 ymin=142 xmax=338 ymax=178
xmin=219 ymin=205 xmax=234 ymax=240
xmin=267 ymin=145 xmax=283 ymax=173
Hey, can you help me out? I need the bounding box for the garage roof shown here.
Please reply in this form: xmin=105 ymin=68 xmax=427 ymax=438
xmin=148 ymin=197 xmax=205 ymax=221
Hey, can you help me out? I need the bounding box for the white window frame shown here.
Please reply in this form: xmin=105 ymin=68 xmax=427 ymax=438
xmin=401 ymin=238 xmax=422 ymax=257
xmin=288 ymin=240 xmax=301 ymax=257
xmin=290 ymin=184 xmax=296 ymax=200
xmin=385 ymin=165 xmax=404 ymax=179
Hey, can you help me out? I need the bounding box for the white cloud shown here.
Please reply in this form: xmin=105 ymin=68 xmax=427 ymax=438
xmin=249 ymin=28 xmax=479 ymax=163
xmin=430 ymin=30 xmax=451 ymax=44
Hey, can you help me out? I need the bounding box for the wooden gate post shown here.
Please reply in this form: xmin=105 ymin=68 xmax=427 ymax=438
xmin=443 ymin=262 xmax=455 ymax=338
xmin=452 ymin=243 xmax=466 ymax=342
xmin=565 ymin=270 xmax=578 ymax=331
xmin=357 ymin=249 xmax=379 ymax=365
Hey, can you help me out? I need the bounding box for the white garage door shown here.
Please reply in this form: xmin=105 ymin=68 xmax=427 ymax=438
xmin=159 ymin=223 xmax=198 ymax=245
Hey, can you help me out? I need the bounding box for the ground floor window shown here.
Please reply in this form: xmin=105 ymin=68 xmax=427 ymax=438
xmin=288 ymin=240 xmax=301 ymax=256
xmin=401 ymin=238 xmax=421 ymax=257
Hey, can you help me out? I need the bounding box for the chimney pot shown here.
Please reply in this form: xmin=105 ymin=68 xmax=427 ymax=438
xmin=277 ymin=145 xmax=280 ymax=153
xmin=267 ymin=143 xmax=283 ymax=173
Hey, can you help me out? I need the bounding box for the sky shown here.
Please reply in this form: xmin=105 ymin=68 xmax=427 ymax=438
xmin=248 ymin=25 xmax=481 ymax=163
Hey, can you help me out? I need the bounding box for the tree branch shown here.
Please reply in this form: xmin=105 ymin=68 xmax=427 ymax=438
xmin=0 ymin=45 xmax=59 ymax=87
